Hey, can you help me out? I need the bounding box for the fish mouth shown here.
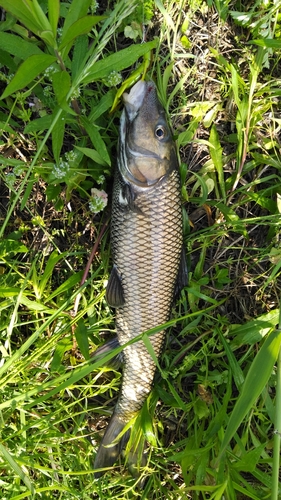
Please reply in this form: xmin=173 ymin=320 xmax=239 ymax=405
xmin=122 ymin=81 xmax=161 ymax=161
xmin=123 ymin=80 xmax=148 ymax=120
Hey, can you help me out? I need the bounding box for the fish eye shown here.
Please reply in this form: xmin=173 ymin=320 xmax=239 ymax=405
xmin=155 ymin=125 xmax=166 ymax=140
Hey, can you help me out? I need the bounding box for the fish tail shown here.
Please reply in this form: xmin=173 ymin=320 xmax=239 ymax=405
xmin=94 ymin=413 xmax=129 ymax=478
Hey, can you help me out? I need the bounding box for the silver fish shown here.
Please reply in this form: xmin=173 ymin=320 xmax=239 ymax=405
xmin=94 ymin=80 xmax=184 ymax=476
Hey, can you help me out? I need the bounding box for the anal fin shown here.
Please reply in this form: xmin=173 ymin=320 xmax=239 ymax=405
xmin=91 ymin=336 xmax=123 ymax=368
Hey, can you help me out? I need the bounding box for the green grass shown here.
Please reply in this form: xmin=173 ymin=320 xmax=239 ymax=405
xmin=0 ymin=0 xmax=281 ymax=498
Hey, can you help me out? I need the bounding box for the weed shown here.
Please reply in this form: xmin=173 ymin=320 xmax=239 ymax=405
xmin=0 ymin=0 xmax=281 ymax=499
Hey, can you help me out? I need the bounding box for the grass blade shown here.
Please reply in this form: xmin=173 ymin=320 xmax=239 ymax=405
xmin=0 ymin=443 xmax=35 ymax=494
xmin=218 ymin=327 xmax=281 ymax=459
xmin=80 ymin=40 xmax=157 ymax=85
xmin=271 ymin=306 xmax=281 ymax=500
xmin=209 ymin=124 xmax=226 ymax=202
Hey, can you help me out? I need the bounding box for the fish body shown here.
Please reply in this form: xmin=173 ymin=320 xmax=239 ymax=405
xmin=94 ymin=81 xmax=183 ymax=475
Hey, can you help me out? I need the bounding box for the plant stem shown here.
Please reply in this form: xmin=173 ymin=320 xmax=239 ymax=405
xmin=271 ymin=302 xmax=281 ymax=500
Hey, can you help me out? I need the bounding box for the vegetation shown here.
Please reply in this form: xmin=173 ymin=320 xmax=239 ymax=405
xmin=0 ymin=0 xmax=281 ymax=498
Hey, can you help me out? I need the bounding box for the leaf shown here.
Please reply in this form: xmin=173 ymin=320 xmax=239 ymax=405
xmin=48 ymin=0 xmax=60 ymax=38
xmin=51 ymin=70 xmax=75 ymax=113
xmin=80 ymin=117 xmax=111 ymax=166
xmin=71 ymin=34 xmax=88 ymax=80
xmin=65 ymin=171 xmax=86 ymax=201
xmin=140 ymin=399 xmax=157 ymax=446
xmin=88 ymin=89 xmax=115 ymax=122
xmin=0 ymin=32 xmax=43 ymax=59
xmin=62 ymin=0 xmax=92 ymax=35
xmin=52 ymin=110 xmax=66 ymax=164
xmin=218 ymin=330 xmax=244 ymax=390
xmin=0 ymin=443 xmax=34 ymax=494
xmin=75 ymin=319 xmax=90 ymax=360
xmin=0 ymin=121 xmax=15 ymax=134
xmin=31 ymin=0 xmax=53 ymax=33
xmin=20 ymin=296 xmax=55 ymax=313
xmin=244 ymin=190 xmax=277 ymax=213
xmin=209 ymin=124 xmax=226 ymax=202
xmin=277 ymin=193 xmax=281 ymax=214
xmin=0 ymin=287 xmax=22 ymax=297
xmin=231 ymin=309 xmax=280 ymax=346
xmin=252 ymin=39 xmax=281 ymax=49
xmin=156 ymin=386 xmax=182 ymax=407
xmin=74 ymin=146 xmax=108 ymax=166
xmin=218 ymin=327 xmax=281 ymax=459
xmin=0 ymin=239 xmax=28 ymax=257
xmin=39 ymin=250 xmax=68 ymax=297
xmin=1 ymin=54 xmax=57 ymax=99
xmin=194 ymin=399 xmax=209 ymax=419
xmin=24 ymin=114 xmax=53 ymax=134
xmin=187 ymin=284 xmax=218 ymax=305
xmin=50 ymin=338 xmax=73 ymax=373
xmin=230 ymin=64 xmax=241 ymax=108
xmin=59 ymin=16 xmax=105 ymax=51
xmin=45 ymin=183 xmax=61 ymax=203
xmin=233 ymin=444 xmax=265 ymax=472
xmin=81 ymin=40 xmax=157 ymax=85
xmin=189 ymin=171 xmax=209 ymax=205
xmin=0 ymin=0 xmax=42 ymax=35
xmin=0 ymin=155 xmax=24 ymax=167
xmin=177 ymin=119 xmax=200 ymax=147
xmin=0 ymin=47 xmax=17 ymax=71
xmin=48 ymin=271 xmax=83 ymax=300
xmin=20 ymin=179 xmax=35 ymax=212
xmin=203 ymin=103 xmax=222 ymax=128
xmin=38 ymin=29 xmax=55 ymax=47
xmin=214 ymin=202 xmax=248 ymax=237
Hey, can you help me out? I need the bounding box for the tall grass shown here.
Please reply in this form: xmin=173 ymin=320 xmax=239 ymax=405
xmin=0 ymin=0 xmax=280 ymax=498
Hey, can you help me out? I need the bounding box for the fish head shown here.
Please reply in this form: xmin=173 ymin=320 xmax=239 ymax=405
xmin=119 ymin=80 xmax=178 ymax=187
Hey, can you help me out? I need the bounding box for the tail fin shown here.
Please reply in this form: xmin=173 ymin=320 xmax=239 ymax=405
xmin=94 ymin=413 xmax=129 ymax=478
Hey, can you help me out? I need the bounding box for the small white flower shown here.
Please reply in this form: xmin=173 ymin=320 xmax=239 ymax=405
xmin=89 ymin=188 xmax=108 ymax=214
xmin=71 ymin=87 xmax=80 ymax=99
xmin=5 ymin=172 xmax=16 ymax=187
xmin=65 ymin=150 xmax=78 ymax=163
xmin=14 ymin=165 xmax=25 ymax=176
xmin=97 ymin=174 xmax=105 ymax=185
xmin=43 ymin=85 xmax=52 ymax=97
xmin=90 ymin=0 xmax=99 ymax=13
xmin=52 ymin=160 xmax=70 ymax=179
xmin=105 ymin=71 xmax=123 ymax=87
xmin=44 ymin=65 xmax=59 ymax=79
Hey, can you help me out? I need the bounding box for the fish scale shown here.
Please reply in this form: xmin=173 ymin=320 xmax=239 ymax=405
xmin=111 ymin=169 xmax=182 ymax=419
xmin=94 ymin=80 xmax=184 ymax=476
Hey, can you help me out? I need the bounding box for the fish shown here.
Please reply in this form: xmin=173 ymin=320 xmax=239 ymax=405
xmin=94 ymin=80 xmax=185 ymax=477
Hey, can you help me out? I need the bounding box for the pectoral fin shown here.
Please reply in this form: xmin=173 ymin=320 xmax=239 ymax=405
xmin=106 ymin=265 xmax=125 ymax=307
